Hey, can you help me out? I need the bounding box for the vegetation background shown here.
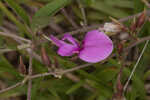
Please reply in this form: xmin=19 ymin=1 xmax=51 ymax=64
xmin=0 ymin=0 xmax=150 ymax=100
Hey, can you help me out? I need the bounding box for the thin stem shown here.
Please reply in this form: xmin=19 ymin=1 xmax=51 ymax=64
xmin=30 ymin=72 xmax=54 ymax=79
xmin=37 ymin=10 xmax=150 ymax=45
xmin=0 ymin=82 xmax=22 ymax=94
xmin=61 ymin=63 xmax=92 ymax=74
xmin=142 ymin=0 xmax=150 ymax=8
xmin=77 ymin=0 xmax=87 ymax=26
xmin=66 ymin=10 xmax=150 ymax=36
xmin=61 ymin=8 xmax=79 ymax=29
xmin=123 ymin=40 xmax=149 ymax=91
xmin=119 ymin=10 xmax=150 ymax=22
xmin=124 ymin=35 xmax=150 ymax=51
xmin=57 ymin=24 xmax=100 ymax=38
xmin=0 ymin=32 xmax=31 ymax=43
xmin=30 ymin=63 xmax=92 ymax=79
xmin=0 ymin=48 xmax=16 ymax=53
xmin=27 ymin=55 xmax=33 ymax=100
xmin=49 ymin=20 xmax=64 ymax=33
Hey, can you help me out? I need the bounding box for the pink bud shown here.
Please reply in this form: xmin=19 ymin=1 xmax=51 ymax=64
xmin=18 ymin=56 xmax=26 ymax=75
xmin=41 ymin=47 xmax=51 ymax=66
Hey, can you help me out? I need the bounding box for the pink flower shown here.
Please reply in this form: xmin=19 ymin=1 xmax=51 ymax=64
xmin=50 ymin=30 xmax=113 ymax=63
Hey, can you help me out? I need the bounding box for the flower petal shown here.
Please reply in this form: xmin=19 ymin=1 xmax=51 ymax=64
xmin=50 ymin=35 xmax=67 ymax=47
xmin=50 ymin=34 xmax=79 ymax=56
xmin=62 ymin=33 xmax=79 ymax=46
xmin=79 ymin=30 xmax=113 ymax=63
xmin=58 ymin=44 xmax=79 ymax=56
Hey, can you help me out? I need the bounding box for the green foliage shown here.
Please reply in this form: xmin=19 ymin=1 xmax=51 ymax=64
xmin=0 ymin=55 xmax=21 ymax=78
xmin=0 ymin=1 xmax=31 ymax=38
xmin=89 ymin=0 xmax=130 ymax=18
xmin=5 ymin=0 xmax=30 ymax=25
xmin=31 ymin=0 xmax=72 ymax=32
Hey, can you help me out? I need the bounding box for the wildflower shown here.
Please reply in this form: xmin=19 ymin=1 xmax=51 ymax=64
xmin=50 ymin=30 xmax=113 ymax=63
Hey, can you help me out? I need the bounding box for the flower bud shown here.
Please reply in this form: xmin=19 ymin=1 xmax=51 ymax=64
xmin=117 ymin=43 xmax=123 ymax=54
xmin=103 ymin=23 xmax=122 ymax=35
xmin=41 ymin=47 xmax=51 ymax=66
xmin=130 ymin=10 xmax=146 ymax=33
xmin=117 ymin=79 xmax=123 ymax=94
xmin=137 ymin=11 xmax=146 ymax=28
xmin=18 ymin=56 xmax=26 ymax=75
xmin=130 ymin=18 xmax=137 ymax=32
xmin=54 ymin=56 xmax=59 ymax=68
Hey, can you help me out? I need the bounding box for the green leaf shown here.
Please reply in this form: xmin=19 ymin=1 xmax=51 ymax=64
xmin=97 ymin=95 xmax=107 ymax=100
xmin=104 ymin=0 xmax=134 ymax=8
xmin=0 ymin=55 xmax=21 ymax=78
xmin=87 ymin=11 xmax=107 ymax=21
xmin=46 ymin=78 xmax=73 ymax=93
xmin=35 ymin=0 xmax=53 ymax=3
xmin=48 ymin=87 xmax=61 ymax=100
xmin=133 ymin=0 xmax=144 ymax=13
xmin=32 ymin=59 xmax=48 ymax=73
xmin=66 ymin=80 xmax=85 ymax=94
xmin=0 ymin=1 xmax=31 ymax=38
xmin=87 ymin=80 xmax=112 ymax=98
xmin=108 ymin=59 xmax=146 ymax=99
xmin=96 ymin=68 xmax=118 ymax=82
xmin=144 ymin=70 xmax=150 ymax=80
xmin=5 ymin=0 xmax=30 ymax=25
xmin=122 ymin=66 xmax=146 ymax=99
xmin=31 ymin=0 xmax=72 ymax=32
xmin=89 ymin=0 xmax=129 ymax=18
xmin=31 ymin=78 xmax=44 ymax=100
xmin=87 ymin=92 xmax=98 ymax=100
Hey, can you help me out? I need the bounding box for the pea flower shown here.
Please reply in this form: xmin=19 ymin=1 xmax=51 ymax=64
xmin=50 ymin=30 xmax=113 ymax=63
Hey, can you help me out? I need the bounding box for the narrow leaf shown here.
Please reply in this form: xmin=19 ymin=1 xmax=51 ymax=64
xmin=66 ymin=80 xmax=85 ymax=94
xmin=0 ymin=55 xmax=21 ymax=78
xmin=31 ymin=0 xmax=71 ymax=32
xmin=89 ymin=0 xmax=129 ymax=18
xmin=5 ymin=0 xmax=30 ymax=25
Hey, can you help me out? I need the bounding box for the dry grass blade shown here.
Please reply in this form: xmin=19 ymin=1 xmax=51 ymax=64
xmin=123 ymin=40 xmax=149 ymax=92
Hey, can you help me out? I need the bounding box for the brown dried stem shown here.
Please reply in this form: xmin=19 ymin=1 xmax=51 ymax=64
xmin=124 ymin=35 xmax=150 ymax=51
xmin=0 ymin=32 xmax=31 ymax=43
xmin=61 ymin=8 xmax=79 ymax=29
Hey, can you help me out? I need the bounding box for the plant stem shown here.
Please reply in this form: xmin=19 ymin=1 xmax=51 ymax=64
xmin=0 ymin=32 xmax=31 ymax=43
xmin=27 ymin=55 xmax=33 ymax=100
